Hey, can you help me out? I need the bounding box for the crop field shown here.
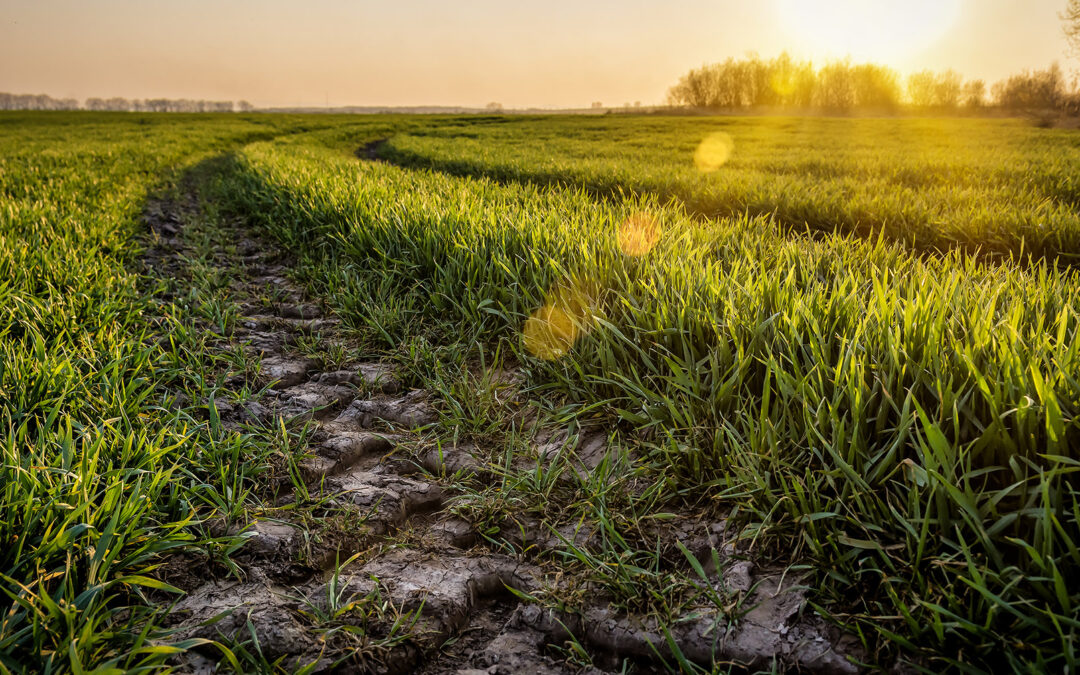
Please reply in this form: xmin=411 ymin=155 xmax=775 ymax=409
xmin=1 ymin=111 xmax=1078 ymax=674
xmin=379 ymin=116 xmax=1080 ymax=262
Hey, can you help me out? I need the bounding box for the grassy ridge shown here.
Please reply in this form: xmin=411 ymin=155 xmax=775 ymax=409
xmin=377 ymin=116 xmax=1080 ymax=263
xmin=212 ymin=131 xmax=1080 ymax=671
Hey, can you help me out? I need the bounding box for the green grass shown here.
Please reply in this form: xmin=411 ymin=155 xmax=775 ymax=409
xmin=0 ymin=112 xmax=374 ymax=672
xmin=376 ymin=116 xmax=1080 ymax=264
xmin=212 ymin=126 xmax=1080 ymax=672
xmin=2 ymin=111 xmax=1078 ymax=673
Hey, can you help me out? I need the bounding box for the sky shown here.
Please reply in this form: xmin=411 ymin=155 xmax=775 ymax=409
xmin=0 ymin=0 xmax=1074 ymax=108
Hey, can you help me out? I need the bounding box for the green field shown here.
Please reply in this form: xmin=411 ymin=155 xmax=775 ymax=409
xmin=1 ymin=111 xmax=1078 ymax=674
xmin=379 ymin=116 xmax=1080 ymax=262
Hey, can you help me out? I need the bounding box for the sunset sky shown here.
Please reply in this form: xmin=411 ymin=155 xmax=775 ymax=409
xmin=1 ymin=0 xmax=1073 ymax=108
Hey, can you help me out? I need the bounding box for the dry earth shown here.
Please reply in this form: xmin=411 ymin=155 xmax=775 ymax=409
xmin=141 ymin=172 xmax=861 ymax=674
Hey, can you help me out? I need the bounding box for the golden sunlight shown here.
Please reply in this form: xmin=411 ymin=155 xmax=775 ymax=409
xmin=774 ymin=0 xmax=962 ymax=64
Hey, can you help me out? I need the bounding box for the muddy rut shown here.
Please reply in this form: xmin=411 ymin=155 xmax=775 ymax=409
xmin=143 ymin=174 xmax=860 ymax=674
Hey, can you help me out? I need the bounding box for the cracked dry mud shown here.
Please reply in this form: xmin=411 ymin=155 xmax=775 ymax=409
xmin=144 ymin=181 xmax=860 ymax=674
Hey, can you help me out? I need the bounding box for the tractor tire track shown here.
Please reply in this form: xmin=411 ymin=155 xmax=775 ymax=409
xmin=143 ymin=167 xmax=860 ymax=674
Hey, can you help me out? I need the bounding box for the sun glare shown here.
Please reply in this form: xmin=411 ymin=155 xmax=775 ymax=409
xmin=774 ymin=0 xmax=962 ymax=64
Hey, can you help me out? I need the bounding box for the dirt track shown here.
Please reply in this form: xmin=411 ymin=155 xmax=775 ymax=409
xmin=141 ymin=170 xmax=860 ymax=674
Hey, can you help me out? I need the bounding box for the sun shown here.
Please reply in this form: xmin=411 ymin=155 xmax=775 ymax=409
xmin=774 ymin=0 xmax=962 ymax=64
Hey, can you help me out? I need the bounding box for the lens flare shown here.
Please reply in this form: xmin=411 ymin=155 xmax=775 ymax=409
xmin=522 ymin=304 xmax=578 ymax=360
xmin=694 ymin=132 xmax=734 ymax=172
xmin=522 ymin=277 xmax=599 ymax=360
xmin=617 ymin=212 xmax=660 ymax=256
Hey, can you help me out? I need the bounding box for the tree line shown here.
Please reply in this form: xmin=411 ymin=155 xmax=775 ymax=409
xmin=667 ymin=54 xmax=1079 ymax=114
xmin=0 ymin=93 xmax=255 ymax=112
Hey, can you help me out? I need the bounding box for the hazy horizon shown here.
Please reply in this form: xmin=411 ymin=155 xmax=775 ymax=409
xmin=2 ymin=0 xmax=1074 ymax=109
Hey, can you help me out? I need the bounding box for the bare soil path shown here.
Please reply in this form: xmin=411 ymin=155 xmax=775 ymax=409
xmin=141 ymin=166 xmax=860 ymax=674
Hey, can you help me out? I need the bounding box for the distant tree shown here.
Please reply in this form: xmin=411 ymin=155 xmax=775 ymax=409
xmin=706 ymin=60 xmax=736 ymax=107
xmin=591 ymin=101 xmax=603 ymax=109
xmin=993 ymin=63 xmax=1066 ymax=110
xmin=1064 ymin=84 xmax=1080 ymax=116
xmin=905 ymin=70 xmax=961 ymax=108
xmin=669 ymin=54 xmax=864 ymax=110
xmin=686 ymin=57 xmax=760 ymax=107
xmin=0 ymin=92 xmax=246 ymax=113
xmin=0 ymin=93 xmax=77 ymax=110
xmin=851 ymin=63 xmax=901 ymax=108
xmin=817 ymin=61 xmax=856 ymax=110
xmin=666 ymin=66 xmax=711 ymax=107
xmin=742 ymin=53 xmax=772 ymax=106
xmin=962 ymin=80 xmax=986 ymax=108
xmin=721 ymin=61 xmax=748 ymax=106
xmin=784 ymin=55 xmax=819 ymax=107
xmin=485 ymin=101 xmax=504 ymax=112
xmin=1064 ymin=0 xmax=1080 ymax=57
xmin=933 ymin=70 xmax=963 ymax=108
xmin=906 ymin=70 xmax=937 ymax=107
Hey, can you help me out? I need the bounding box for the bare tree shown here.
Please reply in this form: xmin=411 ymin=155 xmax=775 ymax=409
xmin=0 ymin=93 xmax=80 ymax=110
xmin=851 ymin=63 xmax=901 ymax=109
xmin=666 ymin=66 xmax=709 ymax=106
xmin=906 ymin=70 xmax=961 ymax=108
xmin=1064 ymin=0 xmax=1080 ymax=56
xmin=817 ymin=60 xmax=856 ymax=110
xmin=993 ymin=63 xmax=1066 ymax=111
xmin=962 ymin=80 xmax=986 ymax=108
xmin=906 ymin=71 xmax=937 ymax=107
xmin=933 ymin=70 xmax=963 ymax=108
